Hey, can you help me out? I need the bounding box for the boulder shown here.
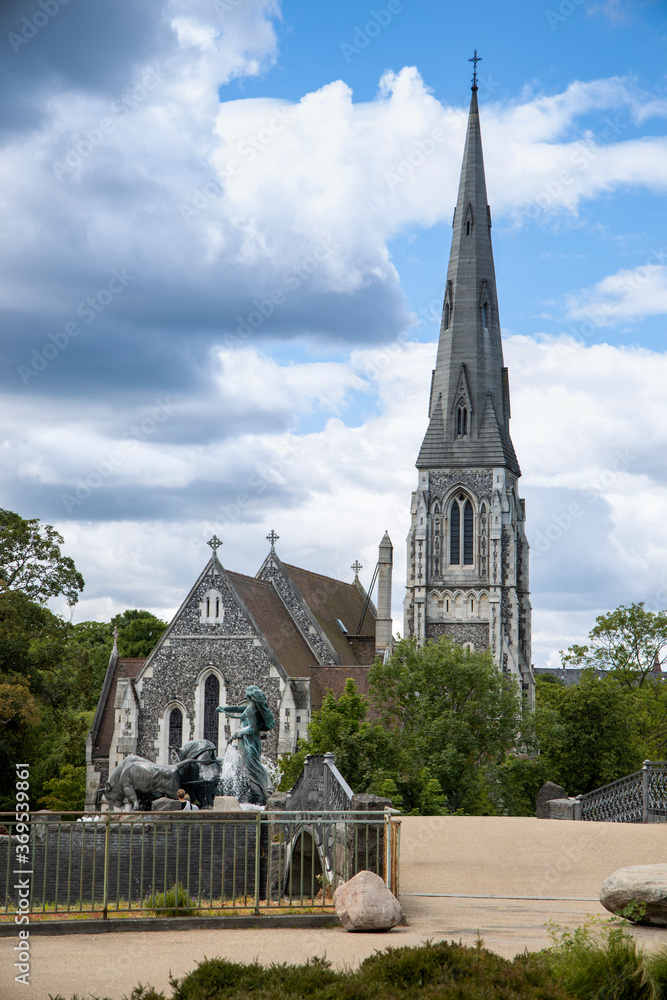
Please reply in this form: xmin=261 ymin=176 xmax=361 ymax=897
xmin=213 ymin=795 xmax=243 ymax=812
xmin=152 ymin=797 xmax=181 ymax=811
xmin=536 ymin=781 xmax=568 ymax=819
xmin=600 ymin=864 xmax=667 ymax=925
xmin=333 ymin=870 xmax=404 ymax=932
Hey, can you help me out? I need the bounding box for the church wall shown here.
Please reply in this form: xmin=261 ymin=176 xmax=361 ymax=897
xmin=136 ymin=638 xmax=282 ymax=762
xmin=135 ymin=566 xmax=284 ymax=764
xmin=426 ymin=621 xmax=490 ymax=647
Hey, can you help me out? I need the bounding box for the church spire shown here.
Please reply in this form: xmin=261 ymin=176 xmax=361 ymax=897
xmin=417 ymin=73 xmax=519 ymax=475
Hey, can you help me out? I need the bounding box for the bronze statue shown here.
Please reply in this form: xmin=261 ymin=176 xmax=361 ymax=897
xmin=217 ymin=686 xmax=275 ymax=804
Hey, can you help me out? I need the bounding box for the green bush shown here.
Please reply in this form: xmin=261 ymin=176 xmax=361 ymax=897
xmin=543 ymin=917 xmax=667 ymax=1000
xmin=165 ymin=942 xmax=568 ymax=999
xmin=58 ymin=932 xmax=667 ymax=1000
xmin=145 ymin=883 xmax=197 ymax=917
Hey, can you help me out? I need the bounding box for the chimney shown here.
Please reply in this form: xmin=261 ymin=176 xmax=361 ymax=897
xmin=375 ymin=531 xmax=393 ymax=654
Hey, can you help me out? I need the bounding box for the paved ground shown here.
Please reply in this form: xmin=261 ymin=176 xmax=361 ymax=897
xmin=3 ymin=816 xmax=667 ymax=1000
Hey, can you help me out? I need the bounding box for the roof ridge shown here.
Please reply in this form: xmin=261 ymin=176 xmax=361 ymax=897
xmin=283 ymin=563 xmax=356 ymax=588
xmin=228 ymin=569 xmax=271 ymax=586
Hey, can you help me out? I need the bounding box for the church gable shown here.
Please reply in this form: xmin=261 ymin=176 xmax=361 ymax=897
xmin=166 ymin=561 xmax=255 ymax=640
xmin=257 ymin=545 xmax=340 ymax=666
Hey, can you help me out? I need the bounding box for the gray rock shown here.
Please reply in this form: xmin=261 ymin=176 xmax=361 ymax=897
xmin=536 ymin=781 xmax=568 ymax=818
xmin=265 ymin=792 xmax=288 ymax=811
xmin=600 ymin=864 xmax=667 ymax=925
xmin=333 ymin=870 xmax=404 ymax=932
xmin=152 ymin=797 xmax=181 ymax=811
xmin=213 ymin=795 xmax=243 ymax=812
xmin=546 ymin=797 xmax=576 ymax=820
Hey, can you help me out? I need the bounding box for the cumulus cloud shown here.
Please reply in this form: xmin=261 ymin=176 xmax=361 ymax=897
xmin=8 ymin=333 xmax=665 ymax=667
xmin=3 ymin=3 xmax=667 ymax=668
xmin=566 ymin=262 xmax=667 ymax=326
xmin=3 ymin=42 xmax=667 ymax=403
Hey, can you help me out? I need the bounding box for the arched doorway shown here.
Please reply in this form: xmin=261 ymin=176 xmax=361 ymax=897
xmin=287 ymin=829 xmax=324 ymax=898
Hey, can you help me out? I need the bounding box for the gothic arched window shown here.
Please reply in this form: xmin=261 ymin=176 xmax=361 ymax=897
xmin=463 ymin=501 xmax=474 ymax=564
xmin=449 ymin=496 xmax=475 ymax=567
xmin=456 ymin=405 xmax=468 ymax=437
xmin=466 ymin=219 xmax=471 ymax=236
xmin=203 ymin=674 xmax=220 ymax=749
xmin=444 ymin=302 xmax=450 ymax=329
xmin=450 ymin=501 xmax=460 ymax=564
xmin=483 ymin=302 xmax=489 ymax=328
xmin=200 ymin=588 xmax=224 ymax=624
xmin=168 ymin=707 xmax=183 ymax=750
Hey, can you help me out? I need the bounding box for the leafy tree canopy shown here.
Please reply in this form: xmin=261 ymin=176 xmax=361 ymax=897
xmin=111 ymin=609 xmax=167 ymax=657
xmin=535 ymin=670 xmax=643 ymax=794
xmin=280 ymin=638 xmax=532 ymax=816
xmin=369 ymin=636 xmax=531 ymax=813
xmin=0 ymin=508 xmax=84 ymax=606
xmin=561 ymin=602 xmax=667 ymax=688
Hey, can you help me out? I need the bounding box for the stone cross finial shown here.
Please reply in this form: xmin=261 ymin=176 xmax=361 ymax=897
xmin=266 ymin=529 xmax=279 ymax=550
xmin=112 ymin=626 xmax=119 ymax=652
xmin=351 ymin=560 xmax=362 ymax=577
xmin=469 ymin=48 xmax=482 ymax=87
xmin=208 ymin=535 xmax=222 ymax=552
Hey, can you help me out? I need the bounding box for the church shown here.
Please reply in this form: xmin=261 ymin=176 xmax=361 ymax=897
xmin=85 ymin=531 xmax=394 ymax=808
xmin=86 ymin=66 xmax=533 ymax=809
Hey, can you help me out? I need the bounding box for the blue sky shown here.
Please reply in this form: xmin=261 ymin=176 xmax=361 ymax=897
xmin=1 ymin=0 xmax=667 ymax=667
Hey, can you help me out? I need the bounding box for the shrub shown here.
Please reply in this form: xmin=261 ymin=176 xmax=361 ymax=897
xmin=145 ymin=883 xmax=197 ymax=917
xmin=543 ymin=917 xmax=667 ymax=1000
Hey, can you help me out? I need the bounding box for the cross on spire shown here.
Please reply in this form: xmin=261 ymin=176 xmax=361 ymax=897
xmin=351 ymin=560 xmax=363 ymax=576
xmin=266 ymin=529 xmax=279 ymax=551
xmin=469 ymin=48 xmax=482 ymax=88
xmin=207 ymin=535 xmax=222 ymax=553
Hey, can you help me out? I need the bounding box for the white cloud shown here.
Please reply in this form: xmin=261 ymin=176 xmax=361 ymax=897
xmin=11 ymin=334 xmax=665 ymax=670
xmin=566 ymin=262 xmax=667 ymax=326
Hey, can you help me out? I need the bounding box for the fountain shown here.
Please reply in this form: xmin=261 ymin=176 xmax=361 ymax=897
xmin=215 ymin=686 xmax=276 ymax=805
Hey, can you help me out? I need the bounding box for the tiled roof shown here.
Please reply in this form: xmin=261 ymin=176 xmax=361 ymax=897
xmin=229 ymin=571 xmax=317 ymax=678
xmin=93 ymin=656 xmax=145 ymax=759
xmin=283 ymin=564 xmax=375 ymax=665
xmin=309 ymin=665 xmax=380 ymax=719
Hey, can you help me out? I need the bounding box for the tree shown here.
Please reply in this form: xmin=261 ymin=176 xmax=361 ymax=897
xmin=369 ymin=637 xmax=530 ymax=814
xmin=67 ymin=610 xmax=167 ymax=709
xmin=0 ymin=590 xmax=83 ymax=809
xmin=534 ymin=671 xmax=642 ymax=794
xmin=110 ymin=609 xmax=167 ymax=656
xmin=0 ymin=508 xmax=84 ymax=607
xmin=561 ymin=602 xmax=667 ymax=688
xmin=40 ymin=764 xmax=86 ymax=812
xmin=278 ymin=679 xmax=398 ymax=798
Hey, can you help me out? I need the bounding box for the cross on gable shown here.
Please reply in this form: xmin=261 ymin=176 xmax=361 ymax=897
xmin=266 ymin=529 xmax=279 ymax=550
xmin=351 ymin=560 xmax=363 ymax=576
xmin=469 ymin=49 xmax=482 ymax=88
xmin=207 ymin=535 xmax=222 ymax=552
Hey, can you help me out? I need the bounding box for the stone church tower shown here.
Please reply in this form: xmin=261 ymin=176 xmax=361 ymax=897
xmin=404 ymin=78 xmax=534 ymax=702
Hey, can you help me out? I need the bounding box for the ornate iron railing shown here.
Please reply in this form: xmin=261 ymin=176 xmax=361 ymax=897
xmin=578 ymin=760 xmax=667 ymax=823
xmin=286 ymin=753 xmax=353 ymax=813
xmin=0 ymin=807 xmax=401 ymax=922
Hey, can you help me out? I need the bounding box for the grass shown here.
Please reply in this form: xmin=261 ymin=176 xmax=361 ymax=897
xmin=0 ymin=894 xmax=336 ymax=922
xmin=48 ymin=921 xmax=667 ymax=1000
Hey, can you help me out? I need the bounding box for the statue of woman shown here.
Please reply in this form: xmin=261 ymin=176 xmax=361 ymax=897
xmin=216 ymin=686 xmax=276 ymax=804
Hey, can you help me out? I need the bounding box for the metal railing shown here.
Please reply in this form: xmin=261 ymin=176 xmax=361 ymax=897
xmin=0 ymin=808 xmax=400 ymax=921
xmin=578 ymin=760 xmax=667 ymax=823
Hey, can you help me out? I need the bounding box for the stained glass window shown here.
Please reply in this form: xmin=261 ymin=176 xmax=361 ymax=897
xmin=169 ymin=707 xmax=182 ymax=750
xmin=450 ymin=501 xmax=460 ymax=564
xmin=204 ymin=674 xmax=219 ymax=749
xmin=463 ymin=501 xmax=474 ymax=564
